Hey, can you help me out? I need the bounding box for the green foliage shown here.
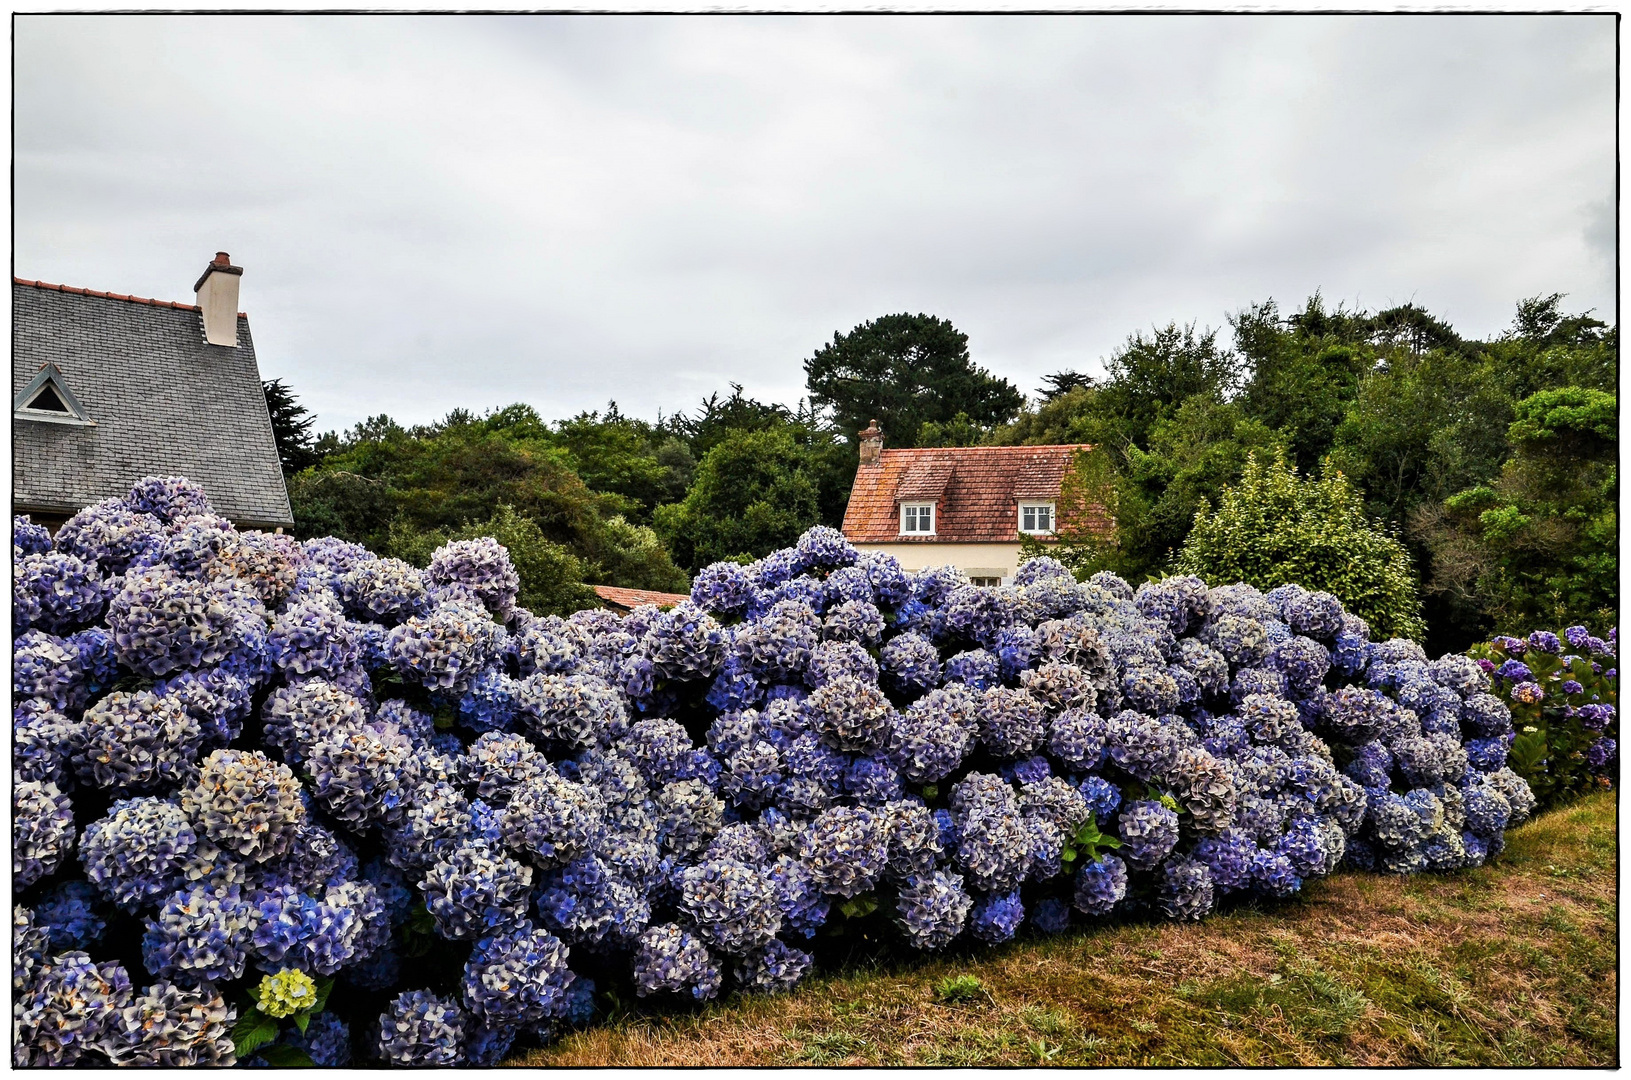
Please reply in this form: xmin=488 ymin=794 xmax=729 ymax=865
xmin=1468 ymin=636 xmax=1617 ymax=810
xmin=231 ymin=978 xmax=332 ymax=1061
xmin=1175 ymin=452 xmax=1426 ymax=640
xmin=552 ymin=403 xmax=694 ymax=523
xmin=1414 ymin=388 xmax=1617 ymax=635
xmin=933 ymin=975 xmax=988 ymax=1005
xmin=390 ymin=504 xmax=601 ymax=617
xmin=231 ymin=1008 xmax=280 ymax=1059
xmin=1058 ymin=813 xmax=1122 ymax=868
xmin=915 ymin=411 xmax=988 ymax=448
xmin=1505 ymin=386 xmax=1616 ymax=445
xmin=838 ymin=894 xmax=881 ymax=919
xmin=292 ymin=405 xmax=687 ymax=597
xmin=262 ymin=378 xmax=321 ymax=477
xmin=804 ymin=313 xmax=1024 ymax=450
xmin=655 ymin=426 xmax=840 ymax=571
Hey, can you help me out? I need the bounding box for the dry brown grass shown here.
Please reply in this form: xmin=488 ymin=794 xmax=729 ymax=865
xmin=512 ymin=791 xmax=1618 ymax=1067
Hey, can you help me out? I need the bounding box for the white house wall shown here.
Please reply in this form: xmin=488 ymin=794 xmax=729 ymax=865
xmin=855 ymin=541 xmax=1024 ymax=584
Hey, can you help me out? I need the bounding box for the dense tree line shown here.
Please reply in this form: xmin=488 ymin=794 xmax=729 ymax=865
xmin=268 ymin=293 xmax=1615 ymax=644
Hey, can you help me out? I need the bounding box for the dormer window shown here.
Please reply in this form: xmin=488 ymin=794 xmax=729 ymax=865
xmin=1019 ymin=501 xmax=1055 ymax=535
xmin=900 ymin=502 xmax=936 ymax=535
xmin=14 ymin=363 xmax=93 ymax=426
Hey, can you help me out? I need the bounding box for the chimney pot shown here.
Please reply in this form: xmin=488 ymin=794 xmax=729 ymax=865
xmin=194 ymin=252 xmax=243 ymax=347
xmin=858 ymin=419 xmax=884 ymax=466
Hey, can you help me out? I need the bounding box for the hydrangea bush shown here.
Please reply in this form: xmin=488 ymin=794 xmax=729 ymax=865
xmin=12 ymin=482 xmax=1562 ymax=1066
xmin=1470 ymin=628 xmax=1617 ymax=809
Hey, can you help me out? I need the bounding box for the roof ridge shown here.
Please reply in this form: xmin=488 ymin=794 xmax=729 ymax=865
xmin=879 ymin=443 xmax=1094 ymax=452
xmin=14 ymin=277 xmax=246 ymax=318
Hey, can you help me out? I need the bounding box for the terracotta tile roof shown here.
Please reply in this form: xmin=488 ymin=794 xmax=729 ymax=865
xmin=594 ymin=584 xmax=690 ymax=612
xmin=841 ymin=444 xmax=1109 ymax=544
xmin=14 ymin=277 xmax=245 ymax=318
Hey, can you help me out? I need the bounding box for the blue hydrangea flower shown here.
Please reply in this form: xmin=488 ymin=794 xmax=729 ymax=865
xmin=806 ymin=639 xmax=880 ymax=690
xmin=799 ymin=806 xmax=889 ymax=898
xmin=245 ymin=883 xmax=364 ymax=976
xmin=804 ymin=675 xmax=896 ymax=753
xmin=941 ymin=585 xmax=1019 ymax=649
xmin=535 ymin=855 xmax=648 ymax=945
xmin=141 ymin=882 xmax=256 ymax=983
xmin=978 ymin=686 xmax=1048 ymax=758
xmin=427 ymin=537 xmax=521 ymax=622
xmin=1073 ymin=854 xmax=1128 ymax=916
xmin=873 ymin=631 xmax=937 ymax=695
xmin=14 ymin=551 xmax=105 ymax=634
xmin=33 ymin=882 xmax=107 ymax=953
xmin=949 ymin=774 xmax=1033 ymax=893
xmin=970 ymin=890 xmax=1024 ymax=943
xmin=14 ymin=951 xmax=135 ymax=1066
xmin=942 ymin=648 xmax=1002 ymax=691
xmin=268 ymin=598 xmax=360 ymax=678
xmin=54 ymin=498 xmax=166 ymax=575
xmin=1116 ymin=800 xmax=1180 ymax=871
xmin=632 ymin=923 xmax=722 ymax=1001
xmin=15 ymin=780 xmax=76 ymax=889
xmin=307 ymin=719 xmax=423 ymax=830
xmin=80 ymin=797 xmax=199 ymax=911
xmin=462 ymin=921 xmax=575 ymax=1026
xmin=886 ymin=685 xmax=979 ymax=783
xmin=387 ymin=600 xmax=503 ymax=692
xmin=71 ymin=689 xmax=202 ymax=794
xmin=14 ymin=630 xmax=81 ymax=711
xmin=792 ymin=526 xmax=858 ymax=574
xmin=377 ymin=989 xmax=466 ymax=1067
xmin=502 ymin=772 xmax=609 ymax=869
xmin=15 ymin=514 xmax=53 ymax=556
xmin=690 ymin=561 xmax=757 ymax=615
xmin=106 ymin=567 xmax=266 ymax=677
xmin=734 ymin=939 xmax=814 ymax=993
xmin=644 ymin=602 xmax=728 ymax=680
xmin=680 ymin=857 xmax=782 ymax=954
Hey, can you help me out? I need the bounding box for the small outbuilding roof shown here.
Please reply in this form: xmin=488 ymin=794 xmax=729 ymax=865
xmin=12 ymin=277 xmax=293 ymax=528
xmin=842 ymin=444 xmax=1104 ymax=544
xmin=593 ymin=584 xmax=691 ymax=612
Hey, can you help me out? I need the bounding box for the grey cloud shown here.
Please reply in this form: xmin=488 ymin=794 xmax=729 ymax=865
xmin=15 ymin=14 xmax=1615 ymax=434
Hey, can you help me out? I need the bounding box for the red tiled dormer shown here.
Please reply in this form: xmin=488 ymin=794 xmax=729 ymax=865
xmin=841 ymin=444 xmax=1108 ymax=544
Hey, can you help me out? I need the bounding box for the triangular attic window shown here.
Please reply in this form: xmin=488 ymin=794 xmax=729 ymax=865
xmin=26 ymin=384 xmax=69 ymax=412
xmin=14 ymin=363 xmax=92 ymax=425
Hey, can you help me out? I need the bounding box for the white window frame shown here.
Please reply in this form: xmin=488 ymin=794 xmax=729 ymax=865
xmin=13 ymin=363 xmax=94 ymax=427
xmin=900 ymin=502 xmax=936 ymax=536
xmin=1018 ymin=501 xmax=1056 ymax=535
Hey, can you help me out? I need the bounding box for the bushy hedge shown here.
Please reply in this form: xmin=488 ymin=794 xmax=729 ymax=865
xmin=13 ymin=476 xmax=1574 ymax=1067
xmin=1175 ymin=452 xmax=1427 ymax=641
xmin=1470 ymin=629 xmax=1617 ymax=809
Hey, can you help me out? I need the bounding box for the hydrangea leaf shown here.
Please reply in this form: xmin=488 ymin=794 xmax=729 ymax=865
xmin=231 ymin=1008 xmax=279 ymax=1058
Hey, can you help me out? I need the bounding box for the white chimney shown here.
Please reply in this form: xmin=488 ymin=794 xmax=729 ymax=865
xmin=194 ymin=252 xmax=243 ymax=347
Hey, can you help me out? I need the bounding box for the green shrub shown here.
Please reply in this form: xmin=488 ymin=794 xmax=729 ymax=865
xmin=1175 ymin=451 xmax=1425 ymax=639
xmin=389 ymin=504 xmax=598 ymax=617
xmin=1471 ymin=629 xmax=1619 ymax=810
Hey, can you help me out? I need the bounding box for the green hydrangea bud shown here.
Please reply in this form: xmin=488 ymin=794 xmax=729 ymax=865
xmin=257 ymin=968 xmax=318 ymax=1018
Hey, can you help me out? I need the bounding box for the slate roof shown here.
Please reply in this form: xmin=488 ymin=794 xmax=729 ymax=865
xmin=841 ymin=444 xmax=1108 ymax=544
xmin=594 ymin=584 xmax=690 ymax=612
xmin=13 ymin=278 xmax=294 ymax=528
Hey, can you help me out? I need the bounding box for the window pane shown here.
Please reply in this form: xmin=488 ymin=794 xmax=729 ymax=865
xmin=1021 ymin=506 xmax=1034 ymax=530
xmin=1038 ymin=505 xmax=1052 ymax=530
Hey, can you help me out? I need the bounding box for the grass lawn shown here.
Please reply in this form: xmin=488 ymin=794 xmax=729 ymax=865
xmin=512 ymin=790 xmax=1617 ymax=1067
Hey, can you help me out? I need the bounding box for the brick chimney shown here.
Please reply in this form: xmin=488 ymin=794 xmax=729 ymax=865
xmin=858 ymin=419 xmax=884 ymax=466
xmin=194 ymin=252 xmax=242 ymax=347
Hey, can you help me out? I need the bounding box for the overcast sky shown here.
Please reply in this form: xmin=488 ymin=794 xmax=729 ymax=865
xmin=15 ymin=14 xmax=1616 ymax=436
